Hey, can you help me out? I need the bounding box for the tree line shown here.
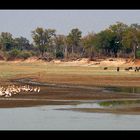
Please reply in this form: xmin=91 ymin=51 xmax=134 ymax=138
xmin=0 ymin=22 xmax=140 ymax=61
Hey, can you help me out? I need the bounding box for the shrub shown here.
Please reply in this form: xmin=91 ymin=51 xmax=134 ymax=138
xmin=7 ymin=49 xmax=20 ymax=60
xmin=30 ymin=51 xmax=38 ymax=56
xmin=0 ymin=51 xmax=5 ymax=60
xmin=17 ymin=51 xmax=32 ymax=59
xmin=56 ymin=51 xmax=64 ymax=59
xmin=136 ymin=51 xmax=140 ymax=58
xmin=67 ymin=53 xmax=82 ymax=60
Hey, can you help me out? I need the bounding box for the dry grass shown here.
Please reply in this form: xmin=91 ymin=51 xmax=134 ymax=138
xmin=0 ymin=60 xmax=140 ymax=87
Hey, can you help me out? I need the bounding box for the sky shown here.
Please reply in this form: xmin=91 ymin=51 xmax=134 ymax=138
xmin=0 ymin=10 xmax=140 ymax=43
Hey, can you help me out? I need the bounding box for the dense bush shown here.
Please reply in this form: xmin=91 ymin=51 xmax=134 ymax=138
xmin=56 ymin=51 xmax=64 ymax=59
xmin=30 ymin=51 xmax=38 ymax=56
xmin=0 ymin=51 xmax=5 ymax=60
xmin=7 ymin=49 xmax=20 ymax=60
xmin=67 ymin=53 xmax=82 ymax=60
xmin=17 ymin=51 xmax=32 ymax=59
xmin=136 ymin=50 xmax=140 ymax=58
xmin=6 ymin=49 xmax=34 ymax=60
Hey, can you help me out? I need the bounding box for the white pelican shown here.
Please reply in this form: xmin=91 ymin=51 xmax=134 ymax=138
xmin=37 ymin=87 xmax=40 ymax=93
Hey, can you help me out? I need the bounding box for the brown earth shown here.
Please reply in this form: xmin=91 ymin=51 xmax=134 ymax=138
xmin=1 ymin=83 xmax=140 ymax=108
xmin=0 ymin=58 xmax=140 ymax=115
xmin=3 ymin=57 xmax=140 ymax=66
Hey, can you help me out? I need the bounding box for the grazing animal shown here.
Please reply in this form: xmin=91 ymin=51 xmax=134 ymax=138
xmin=104 ymin=67 xmax=108 ymax=70
xmin=137 ymin=67 xmax=140 ymax=71
xmin=125 ymin=68 xmax=129 ymax=71
xmin=128 ymin=67 xmax=133 ymax=70
xmin=135 ymin=67 xmax=139 ymax=72
xmin=125 ymin=67 xmax=133 ymax=71
xmin=117 ymin=67 xmax=120 ymax=72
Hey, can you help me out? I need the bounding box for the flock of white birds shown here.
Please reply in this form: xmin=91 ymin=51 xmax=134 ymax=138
xmin=0 ymin=85 xmax=41 ymax=97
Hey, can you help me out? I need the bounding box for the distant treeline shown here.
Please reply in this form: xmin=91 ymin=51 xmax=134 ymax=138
xmin=0 ymin=22 xmax=140 ymax=61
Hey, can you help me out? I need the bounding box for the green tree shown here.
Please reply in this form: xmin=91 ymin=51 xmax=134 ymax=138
xmin=67 ymin=28 xmax=82 ymax=55
xmin=0 ymin=32 xmax=14 ymax=51
xmin=53 ymin=35 xmax=65 ymax=58
xmin=96 ymin=29 xmax=115 ymax=57
xmin=82 ymin=33 xmax=98 ymax=60
xmin=32 ymin=27 xmax=56 ymax=57
xmin=109 ymin=22 xmax=128 ymax=57
xmin=122 ymin=25 xmax=140 ymax=59
xmin=109 ymin=22 xmax=128 ymax=35
xmin=14 ymin=36 xmax=31 ymax=50
xmin=95 ymin=22 xmax=128 ymax=58
xmin=130 ymin=23 xmax=140 ymax=30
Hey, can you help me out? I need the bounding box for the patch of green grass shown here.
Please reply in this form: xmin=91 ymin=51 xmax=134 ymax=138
xmin=99 ymin=100 xmax=140 ymax=107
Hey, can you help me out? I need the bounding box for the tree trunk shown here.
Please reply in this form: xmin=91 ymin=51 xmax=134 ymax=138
xmin=41 ymin=51 xmax=44 ymax=57
xmin=54 ymin=47 xmax=56 ymax=58
xmin=90 ymin=48 xmax=94 ymax=61
xmin=133 ymin=45 xmax=136 ymax=60
xmin=72 ymin=45 xmax=74 ymax=55
xmin=115 ymin=53 xmax=117 ymax=58
xmin=64 ymin=45 xmax=68 ymax=59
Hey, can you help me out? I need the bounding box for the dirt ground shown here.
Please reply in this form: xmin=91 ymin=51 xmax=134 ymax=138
xmin=0 ymin=81 xmax=140 ymax=108
xmin=0 ymin=58 xmax=140 ymax=114
xmin=50 ymin=58 xmax=140 ymax=67
xmin=4 ymin=57 xmax=140 ymax=66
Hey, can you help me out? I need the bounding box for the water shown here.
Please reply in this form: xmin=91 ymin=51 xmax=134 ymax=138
xmin=0 ymin=103 xmax=140 ymax=130
xmin=1 ymin=79 xmax=140 ymax=130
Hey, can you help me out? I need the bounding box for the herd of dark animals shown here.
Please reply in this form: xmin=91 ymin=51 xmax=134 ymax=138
xmin=104 ymin=67 xmax=140 ymax=72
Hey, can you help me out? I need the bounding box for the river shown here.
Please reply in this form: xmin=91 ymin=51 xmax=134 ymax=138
xmin=0 ymin=102 xmax=140 ymax=130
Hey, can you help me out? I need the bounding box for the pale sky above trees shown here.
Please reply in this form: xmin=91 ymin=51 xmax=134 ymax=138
xmin=0 ymin=10 xmax=140 ymax=42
